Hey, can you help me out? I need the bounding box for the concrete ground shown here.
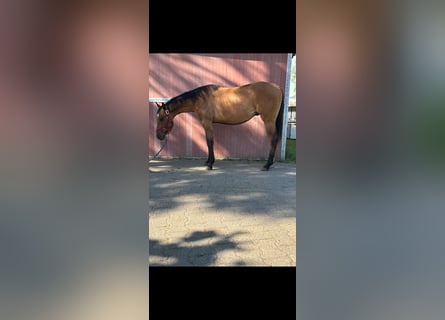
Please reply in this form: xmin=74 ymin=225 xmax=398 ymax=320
xmin=148 ymin=158 xmax=296 ymax=266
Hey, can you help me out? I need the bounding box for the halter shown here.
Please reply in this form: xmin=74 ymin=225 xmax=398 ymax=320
xmin=156 ymin=107 xmax=174 ymax=135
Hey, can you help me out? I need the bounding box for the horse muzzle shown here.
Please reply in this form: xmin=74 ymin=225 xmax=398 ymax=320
xmin=156 ymin=131 xmax=166 ymax=140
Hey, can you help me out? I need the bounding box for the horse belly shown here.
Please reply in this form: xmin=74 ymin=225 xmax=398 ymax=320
xmin=213 ymin=108 xmax=256 ymax=124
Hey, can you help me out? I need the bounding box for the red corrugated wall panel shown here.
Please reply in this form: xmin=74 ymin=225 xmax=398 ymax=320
xmin=148 ymin=53 xmax=288 ymax=159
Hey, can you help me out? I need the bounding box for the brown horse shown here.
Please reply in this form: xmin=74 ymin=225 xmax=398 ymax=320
xmin=155 ymin=81 xmax=284 ymax=170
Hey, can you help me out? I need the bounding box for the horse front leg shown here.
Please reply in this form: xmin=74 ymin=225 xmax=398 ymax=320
xmin=203 ymin=125 xmax=215 ymax=170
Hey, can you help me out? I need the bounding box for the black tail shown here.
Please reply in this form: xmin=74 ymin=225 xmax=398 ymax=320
xmin=275 ymin=90 xmax=285 ymax=140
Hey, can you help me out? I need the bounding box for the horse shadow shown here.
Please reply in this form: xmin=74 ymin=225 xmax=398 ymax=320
xmin=149 ymin=230 xmax=248 ymax=266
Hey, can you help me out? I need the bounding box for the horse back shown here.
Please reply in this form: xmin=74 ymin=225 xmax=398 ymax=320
xmin=204 ymin=81 xmax=282 ymax=124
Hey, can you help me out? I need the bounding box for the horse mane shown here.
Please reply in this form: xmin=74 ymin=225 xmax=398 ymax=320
xmin=166 ymin=84 xmax=219 ymax=107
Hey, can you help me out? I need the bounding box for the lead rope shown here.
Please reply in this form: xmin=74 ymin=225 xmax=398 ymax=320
xmin=149 ymin=135 xmax=168 ymax=162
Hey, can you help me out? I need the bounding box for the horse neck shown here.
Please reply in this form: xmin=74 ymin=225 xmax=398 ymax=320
xmin=169 ymin=101 xmax=195 ymax=117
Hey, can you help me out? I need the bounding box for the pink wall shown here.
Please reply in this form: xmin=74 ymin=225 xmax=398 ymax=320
xmin=148 ymin=53 xmax=288 ymax=159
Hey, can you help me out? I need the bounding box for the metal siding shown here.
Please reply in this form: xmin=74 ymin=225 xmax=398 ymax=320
xmin=149 ymin=53 xmax=288 ymax=159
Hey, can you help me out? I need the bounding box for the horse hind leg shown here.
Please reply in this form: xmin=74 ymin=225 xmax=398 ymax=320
xmin=262 ymin=122 xmax=280 ymax=171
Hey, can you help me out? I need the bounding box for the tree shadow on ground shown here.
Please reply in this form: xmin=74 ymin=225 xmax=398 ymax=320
xmin=149 ymin=230 xmax=248 ymax=266
xmin=148 ymin=159 xmax=296 ymax=218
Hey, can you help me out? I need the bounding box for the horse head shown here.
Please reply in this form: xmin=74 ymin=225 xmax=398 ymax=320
xmin=155 ymin=102 xmax=174 ymax=140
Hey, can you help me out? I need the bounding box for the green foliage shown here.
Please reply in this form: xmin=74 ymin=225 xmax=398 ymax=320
xmin=285 ymin=138 xmax=296 ymax=162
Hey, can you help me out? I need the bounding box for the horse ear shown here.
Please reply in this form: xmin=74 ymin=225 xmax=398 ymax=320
xmin=155 ymin=102 xmax=164 ymax=108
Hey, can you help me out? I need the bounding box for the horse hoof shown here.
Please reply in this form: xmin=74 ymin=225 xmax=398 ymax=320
xmin=207 ymin=166 xmax=213 ymax=170
xmin=261 ymin=166 xmax=270 ymax=171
